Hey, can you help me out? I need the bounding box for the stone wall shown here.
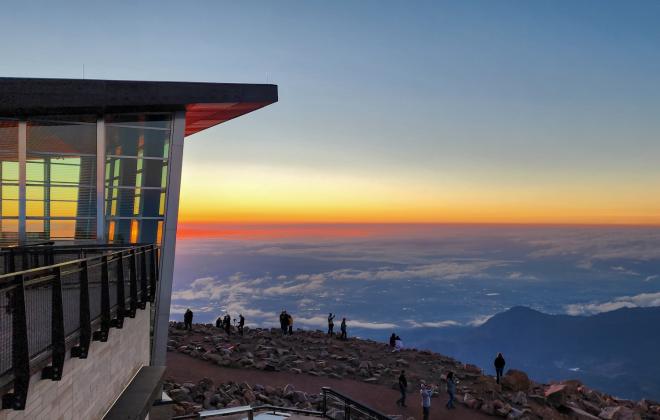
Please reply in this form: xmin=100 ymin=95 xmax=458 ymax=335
xmin=0 ymin=303 xmax=151 ymax=420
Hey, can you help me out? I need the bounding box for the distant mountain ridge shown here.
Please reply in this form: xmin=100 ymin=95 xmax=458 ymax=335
xmin=408 ymin=305 xmax=660 ymax=401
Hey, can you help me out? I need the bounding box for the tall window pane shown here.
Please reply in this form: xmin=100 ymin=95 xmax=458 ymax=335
xmin=27 ymin=116 xmax=97 ymax=240
xmin=105 ymin=113 xmax=171 ymax=244
xmin=0 ymin=119 xmax=19 ymax=244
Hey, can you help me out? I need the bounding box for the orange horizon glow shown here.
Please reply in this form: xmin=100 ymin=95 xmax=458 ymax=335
xmin=177 ymin=163 xmax=660 ymax=230
xmin=175 ymin=221 xmax=660 ymax=240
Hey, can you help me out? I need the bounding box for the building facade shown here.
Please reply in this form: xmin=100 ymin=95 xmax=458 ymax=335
xmin=0 ymin=78 xmax=277 ymax=417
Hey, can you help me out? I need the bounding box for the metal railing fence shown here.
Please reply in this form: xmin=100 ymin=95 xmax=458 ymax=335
xmin=0 ymin=242 xmax=159 ymax=411
xmin=321 ymin=387 xmax=393 ymax=420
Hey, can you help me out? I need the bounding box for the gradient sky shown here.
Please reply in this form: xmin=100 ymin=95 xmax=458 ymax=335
xmin=2 ymin=1 xmax=660 ymax=224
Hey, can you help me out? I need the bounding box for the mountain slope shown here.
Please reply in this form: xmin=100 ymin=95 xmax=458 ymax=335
xmin=411 ymin=306 xmax=660 ymax=400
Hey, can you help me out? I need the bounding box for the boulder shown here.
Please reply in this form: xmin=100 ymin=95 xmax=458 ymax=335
xmin=501 ymin=370 xmax=531 ymax=392
xmin=568 ymin=406 xmax=600 ymax=420
xmin=545 ymin=384 xmax=568 ymax=407
xmin=598 ymin=406 xmax=640 ymax=420
xmin=511 ymin=391 xmax=528 ymax=406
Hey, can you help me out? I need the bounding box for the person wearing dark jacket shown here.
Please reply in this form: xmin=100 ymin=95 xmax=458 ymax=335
xmin=223 ymin=314 xmax=231 ymax=335
xmin=494 ymin=353 xmax=506 ymax=384
xmin=396 ymin=370 xmax=408 ymax=407
xmin=328 ymin=313 xmax=335 ymax=336
xmin=389 ymin=333 xmax=397 ymax=348
xmin=238 ymin=314 xmax=245 ymax=336
xmin=184 ymin=309 xmax=193 ymax=330
xmin=279 ymin=310 xmax=288 ymax=335
xmin=340 ymin=318 xmax=347 ymax=340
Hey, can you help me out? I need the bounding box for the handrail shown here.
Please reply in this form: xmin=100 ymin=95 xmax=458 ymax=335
xmin=322 ymin=387 xmax=393 ymax=420
xmin=0 ymin=243 xmax=159 ymax=411
xmin=172 ymin=404 xmax=324 ymax=419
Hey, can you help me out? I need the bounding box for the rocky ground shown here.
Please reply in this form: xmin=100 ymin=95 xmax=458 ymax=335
xmin=165 ymin=322 xmax=660 ymax=419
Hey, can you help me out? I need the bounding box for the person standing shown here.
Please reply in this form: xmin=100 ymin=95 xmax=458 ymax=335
xmin=396 ymin=370 xmax=408 ymax=407
xmin=420 ymin=383 xmax=434 ymax=420
xmin=494 ymin=353 xmax=506 ymax=384
xmin=340 ymin=318 xmax=347 ymax=340
xmin=287 ymin=313 xmax=293 ymax=335
xmin=328 ymin=313 xmax=335 ymax=336
xmin=280 ymin=310 xmax=288 ymax=335
xmin=445 ymin=372 xmax=456 ymax=409
xmin=238 ymin=314 xmax=245 ymax=336
xmin=184 ymin=308 xmax=193 ymax=331
xmin=389 ymin=333 xmax=397 ymax=348
xmin=223 ymin=314 xmax=231 ymax=335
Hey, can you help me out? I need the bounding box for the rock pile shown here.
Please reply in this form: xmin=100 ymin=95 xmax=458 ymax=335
xmin=164 ymin=378 xmax=322 ymax=417
xmin=167 ymin=322 xmax=660 ymax=419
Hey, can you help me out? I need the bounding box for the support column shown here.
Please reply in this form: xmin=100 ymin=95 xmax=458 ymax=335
xmin=96 ymin=117 xmax=106 ymax=241
xmin=17 ymin=121 xmax=26 ymax=244
xmin=151 ymin=110 xmax=185 ymax=366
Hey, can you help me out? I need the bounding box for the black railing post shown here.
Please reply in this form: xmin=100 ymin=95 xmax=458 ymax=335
xmin=128 ymin=249 xmax=138 ymax=318
xmin=2 ymin=275 xmax=30 ymax=410
xmin=321 ymin=387 xmax=328 ymax=417
xmin=149 ymin=245 xmax=157 ymax=302
xmin=93 ymin=255 xmax=110 ymax=342
xmin=72 ymin=260 xmax=91 ymax=358
xmin=111 ymin=253 xmax=125 ymax=328
xmin=8 ymin=248 xmax=15 ymax=274
xmin=139 ymin=247 xmax=147 ymax=309
xmin=42 ymin=266 xmax=65 ymax=380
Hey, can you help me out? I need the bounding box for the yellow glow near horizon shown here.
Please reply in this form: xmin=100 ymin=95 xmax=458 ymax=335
xmin=178 ymin=162 xmax=660 ymax=226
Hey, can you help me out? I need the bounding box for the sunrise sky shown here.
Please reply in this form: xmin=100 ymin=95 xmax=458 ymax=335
xmin=2 ymin=1 xmax=660 ymax=226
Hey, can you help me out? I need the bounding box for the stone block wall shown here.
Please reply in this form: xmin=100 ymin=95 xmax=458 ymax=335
xmin=0 ymin=303 xmax=151 ymax=420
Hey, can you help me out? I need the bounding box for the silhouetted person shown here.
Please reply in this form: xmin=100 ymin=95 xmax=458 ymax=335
xmin=494 ymin=353 xmax=506 ymax=384
xmin=287 ymin=313 xmax=293 ymax=335
xmin=340 ymin=318 xmax=347 ymax=340
xmin=184 ymin=308 xmax=193 ymax=330
xmin=396 ymin=370 xmax=408 ymax=407
xmin=445 ymin=372 xmax=456 ymax=409
xmin=389 ymin=333 xmax=397 ymax=348
xmin=215 ymin=316 xmax=222 ymax=329
xmin=280 ymin=310 xmax=288 ymax=335
xmin=238 ymin=314 xmax=245 ymax=336
xmin=420 ymin=382 xmax=434 ymax=420
xmin=328 ymin=313 xmax=335 ymax=335
xmin=393 ymin=335 xmax=403 ymax=352
xmin=223 ymin=314 xmax=231 ymax=335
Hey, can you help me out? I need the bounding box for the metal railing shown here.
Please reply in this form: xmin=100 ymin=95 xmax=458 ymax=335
xmin=321 ymin=387 xmax=393 ymax=420
xmin=0 ymin=242 xmax=159 ymax=411
xmin=171 ymin=387 xmax=393 ymax=420
xmin=173 ymin=404 xmax=324 ymax=419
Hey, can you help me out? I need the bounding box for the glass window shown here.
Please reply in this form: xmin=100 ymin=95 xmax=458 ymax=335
xmin=26 ymin=116 xmax=97 ymax=240
xmin=104 ymin=113 xmax=171 ymax=244
xmin=0 ymin=119 xmax=19 ymax=244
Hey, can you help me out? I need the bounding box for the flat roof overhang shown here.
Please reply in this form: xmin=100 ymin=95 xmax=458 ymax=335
xmin=0 ymin=77 xmax=278 ymax=136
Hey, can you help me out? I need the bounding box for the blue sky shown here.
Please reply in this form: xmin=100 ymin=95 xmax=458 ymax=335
xmin=2 ymin=1 xmax=660 ymax=223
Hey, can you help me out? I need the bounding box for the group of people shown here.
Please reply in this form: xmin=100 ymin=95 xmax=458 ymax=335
xmin=396 ymin=352 xmax=507 ymax=419
xmin=327 ymin=313 xmax=347 ymax=340
xmin=279 ymin=310 xmax=294 ymax=335
xmin=389 ymin=333 xmax=403 ymax=351
xmin=215 ymin=313 xmax=245 ymax=336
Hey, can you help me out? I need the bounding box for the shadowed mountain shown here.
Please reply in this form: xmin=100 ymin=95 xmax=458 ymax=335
xmin=408 ymin=306 xmax=660 ymax=401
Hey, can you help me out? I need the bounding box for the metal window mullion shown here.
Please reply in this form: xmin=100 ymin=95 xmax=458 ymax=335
xmin=96 ymin=117 xmax=105 ymax=241
xmin=151 ymin=110 xmax=184 ymax=366
xmin=18 ymin=121 xmax=26 ymax=244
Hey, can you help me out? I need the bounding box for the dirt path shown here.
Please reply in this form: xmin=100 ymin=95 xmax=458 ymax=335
xmin=167 ymin=352 xmax=491 ymax=420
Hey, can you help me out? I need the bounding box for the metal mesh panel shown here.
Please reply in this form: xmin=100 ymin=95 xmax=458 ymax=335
xmin=24 ymin=282 xmax=52 ymax=359
xmin=0 ymin=287 xmax=13 ymax=376
xmin=123 ymin=254 xmax=131 ymax=306
xmin=61 ymin=268 xmax=80 ymax=336
xmin=107 ymin=258 xmax=118 ymax=311
xmin=88 ymin=259 xmax=103 ymax=321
